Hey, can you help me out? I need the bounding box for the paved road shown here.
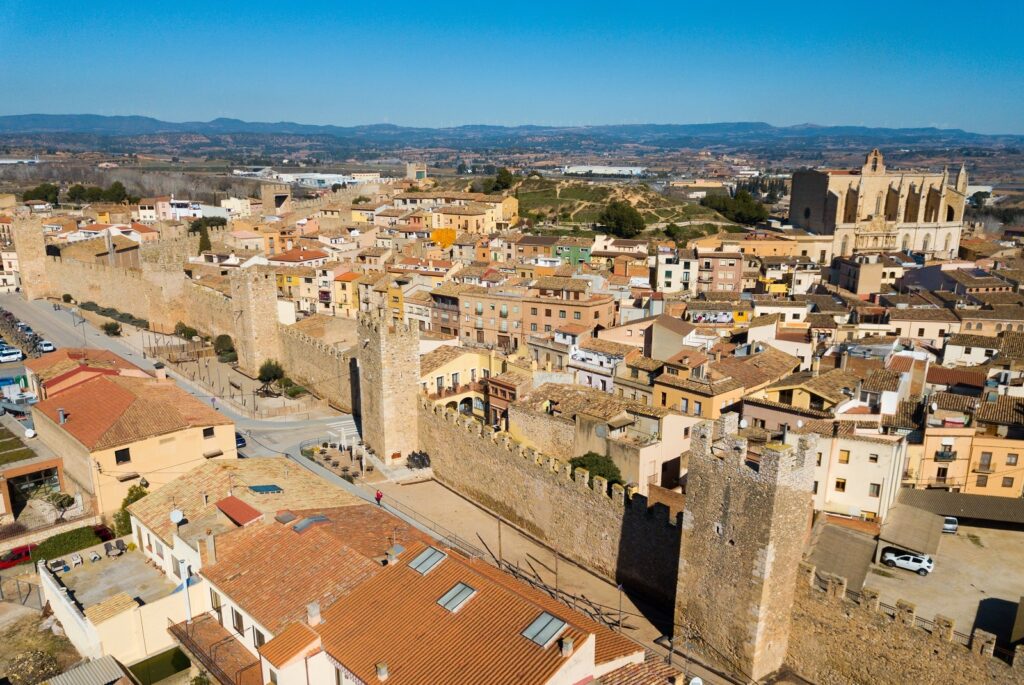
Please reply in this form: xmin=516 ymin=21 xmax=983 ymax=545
xmin=0 ymin=294 xmax=351 ymax=460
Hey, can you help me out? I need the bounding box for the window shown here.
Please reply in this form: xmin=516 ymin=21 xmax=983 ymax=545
xmin=1003 ymin=477 xmax=1015 ymax=488
xmin=660 ymin=392 xmax=667 ymax=406
xmin=232 ymin=608 xmax=244 ymax=634
xmin=812 ymin=481 xmax=818 ymax=494
xmin=522 ymin=612 xmax=567 ymax=647
xmin=976 ymin=475 xmax=989 ymax=487
xmin=835 ymin=478 xmax=846 ymax=493
xmin=269 ymin=670 xmax=278 ymax=685
xmin=530 ymin=323 xmax=537 ymax=332
xmin=868 ymin=483 xmax=881 ymax=498
xmin=202 ymin=427 xmax=215 ymax=439
xmin=979 ymin=452 xmax=993 ymax=471
xmin=1008 ymin=454 xmax=1019 ymax=466
xmin=530 ymin=307 xmax=538 ymax=315
xmin=115 ymin=448 xmax=131 ymax=464
xmin=680 ymin=398 xmax=689 ymax=413
xmin=918 ymin=328 xmax=925 ymax=337
xmin=838 ymin=450 xmax=850 ymax=464
xmin=816 ymin=452 xmax=822 ymax=467
xmin=254 ymin=629 xmax=265 ymax=649
xmin=409 ymin=547 xmax=446 ymax=575
xmin=574 ymin=312 xmax=581 ymax=320
xmin=869 ymin=453 xmax=879 ymax=464
xmin=544 ymin=309 xmax=552 ymax=317
xmin=211 ymin=590 xmax=222 ymax=623
xmin=438 ymin=582 xmax=476 ymax=612
xmin=694 ymin=401 xmax=702 ymax=416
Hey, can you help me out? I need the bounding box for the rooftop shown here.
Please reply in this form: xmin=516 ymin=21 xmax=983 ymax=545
xmin=60 ymin=550 xmax=175 ymax=615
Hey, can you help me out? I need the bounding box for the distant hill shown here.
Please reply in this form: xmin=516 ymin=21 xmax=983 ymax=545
xmin=0 ymin=114 xmax=1020 ymax=149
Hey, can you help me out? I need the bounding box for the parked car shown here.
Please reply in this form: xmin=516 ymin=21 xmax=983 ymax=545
xmin=882 ymin=550 xmax=935 ymax=576
xmin=0 ymin=544 xmax=37 ymax=570
xmin=36 ymin=340 xmax=55 ymax=353
xmin=943 ymin=516 xmax=959 ymax=534
xmin=0 ymin=348 xmax=24 ymax=363
xmin=235 ymin=432 xmax=247 ymax=448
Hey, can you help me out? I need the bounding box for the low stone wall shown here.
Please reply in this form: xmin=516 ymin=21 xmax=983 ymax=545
xmin=785 ymin=562 xmax=1024 ymax=684
xmin=417 ymin=399 xmax=682 ymax=604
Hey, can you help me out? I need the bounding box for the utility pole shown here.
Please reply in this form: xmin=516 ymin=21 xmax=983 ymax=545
xmin=497 ymin=519 xmax=502 ymax=563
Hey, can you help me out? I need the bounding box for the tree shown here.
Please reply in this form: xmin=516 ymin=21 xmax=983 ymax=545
xmin=84 ymin=186 xmax=104 ymax=202
xmin=101 ymin=322 xmax=122 ymax=336
xmin=23 ymin=183 xmax=59 ymax=205
xmin=456 ymin=161 xmax=469 ymax=175
xmin=493 ymin=167 xmax=515 ymax=191
xmin=174 ymin=322 xmax=198 ymax=339
xmin=102 ymin=181 xmax=128 ymax=203
xmin=113 ymin=484 xmax=148 ymax=536
xmin=331 ymin=183 xmax=343 ymax=192
xmin=213 ymin=334 xmax=234 ymax=355
xmin=29 ymin=487 xmax=76 ymax=521
xmin=352 ymin=195 xmax=371 ymax=204
xmin=197 ymin=226 xmax=212 ymax=253
xmin=258 ymin=360 xmax=284 ymax=384
xmin=700 ymin=190 xmax=768 ymax=225
xmin=569 ymin=452 xmax=623 ymax=487
xmin=66 ymin=184 xmax=88 ymax=203
xmin=970 ymin=190 xmax=990 ymax=208
xmin=598 ymin=200 xmax=646 ymax=238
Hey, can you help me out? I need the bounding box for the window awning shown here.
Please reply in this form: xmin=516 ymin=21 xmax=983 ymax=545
xmin=203 ymin=449 xmax=224 ymax=459
xmin=115 ymin=472 xmax=140 ymax=482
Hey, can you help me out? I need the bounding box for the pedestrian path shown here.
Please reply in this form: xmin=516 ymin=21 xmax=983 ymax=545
xmin=325 ymin=415 xmax=359 ymax=444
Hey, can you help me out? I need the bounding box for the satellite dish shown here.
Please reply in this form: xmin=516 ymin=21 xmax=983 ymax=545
xmin=739 ymin=419 xmax=748 ymax=429
xmin=931 ymin=402 xmax=938 ymax=413
xmin=797 ymin=420 xmax=805 ymax=429
xmin=689 ymin=678 xmax=704 ymax=685
xmin=170 ymin=509 xmax=185 ymax=525
xmin=24 ymin=429 xmax=36 ymax=439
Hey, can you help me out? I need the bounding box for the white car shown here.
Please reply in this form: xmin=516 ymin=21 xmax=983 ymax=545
xmin=882 ymin=551 xmax=935 ymax=576
xmin=36 ymin=341 xmax=55 ymax=353
xmin=0 ymin=348 xmax=23 ymax=363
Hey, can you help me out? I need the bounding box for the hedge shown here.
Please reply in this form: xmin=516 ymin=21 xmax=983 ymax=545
xmin=31 ymin=526 xmax=102 ymax=562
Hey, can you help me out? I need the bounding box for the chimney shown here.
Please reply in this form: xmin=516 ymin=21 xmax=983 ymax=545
xmin=204 ymin=535 xmax=217 ymax=565
xmin=811 ymin=356 xmax=821 ymax=377
xmin=153 ymin=362 xmax=167 ymax=380
xmin=840 ymin=350 xmax=849 ymax=370
xmin=375 ymin=663 xmax=389 ymax=681
xmin=58 ymin=408 xmax=67 ymax=425
xmin=201 ymin=492 xmax=209 ymax=506
xmin=306 ymin=601 xmax=321 ymax=627
xmin=560 ymin=636 xmax=574 ymax=657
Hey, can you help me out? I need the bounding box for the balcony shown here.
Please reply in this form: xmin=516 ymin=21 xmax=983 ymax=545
xmin=934 ymin=450 xmax=957 ymax=462
xmin=425 ymin=381 xmax=485 ymax=401
xmin=169 ymin=613 xmax=262 ymax=685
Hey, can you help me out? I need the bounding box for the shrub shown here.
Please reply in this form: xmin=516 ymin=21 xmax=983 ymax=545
xmin=285 ymin=385 xmax=306 ymax=398
xmin=101 ymin=322 xmax=122 ymax=336
xmin=258 ymin=360 xmax=284 ymax=384
xmin=61 ymin=294 xmax=72 ymax=303
xmin=174 ymin=322 xmax=198 ymax=340
xmin=569 ymin=452 xmax=624 ymax=488
xmin=112 ymin=484 xmax=148 ymax=537
xmin=79 ymin=301 xmax=98 ymax=312
xmin=131 ymin=317 xmax=149 ymax=329
xmin=278 ymin=376 xmax=294 ymax=389
xmin=218 ymin=351 xmax=238 ymax=364
xmin=31 ymin=526 xmax=102 ymax=562
xmin=99 ymin=307 xmax=118 ymax=318
xmin=213 ymin=334 xmax=234 ymax=355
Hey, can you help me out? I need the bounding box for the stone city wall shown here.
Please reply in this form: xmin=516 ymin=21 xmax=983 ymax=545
xmin=417 ymin=399 xmax=682 ymax=604
xmin=785 ymin=563 xmax=1024 ymax=685
xmin=277 ymin=324 xmax=357 ymax=412
xmin=45 ymin=257 xmax=152 ymax=322
xmin=507 ymin=403 xmax=576 ymax=460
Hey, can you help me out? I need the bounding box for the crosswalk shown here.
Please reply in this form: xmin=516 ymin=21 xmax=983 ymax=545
xmin=325 ymin=415 xmax=360 ymax=445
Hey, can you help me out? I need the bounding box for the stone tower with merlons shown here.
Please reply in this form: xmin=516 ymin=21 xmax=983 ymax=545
xmin=356 ymin=309 xmax=420 ymax=465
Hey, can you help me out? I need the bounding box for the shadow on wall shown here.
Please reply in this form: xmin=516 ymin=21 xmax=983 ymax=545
xmin=616 ymin=494 xmax=682 ymax=635
xmin=973 ymin=597 xmax=1019 ymax=649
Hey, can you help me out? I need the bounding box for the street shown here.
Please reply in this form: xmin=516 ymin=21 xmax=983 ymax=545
xmin=0 ymin=294 xmax=350 ymax=461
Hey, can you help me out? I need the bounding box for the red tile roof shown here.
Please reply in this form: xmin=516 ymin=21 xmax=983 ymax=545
xmin=926 ymin=366 xmax=986 ymax=389
xmin=215 ymin=496 xmax=263 ymax=526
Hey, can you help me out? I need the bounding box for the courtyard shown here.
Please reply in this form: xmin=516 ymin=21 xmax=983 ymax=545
xmin=60 ymin=549 xmax=174 ymax=608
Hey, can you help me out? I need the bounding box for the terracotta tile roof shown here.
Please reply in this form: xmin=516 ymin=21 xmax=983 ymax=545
xmin=665 ymin=346 xmax=709 ymax=368
xmin=25 ymin=348 xmax=143 ymax=383
xmin=577 ymin=337 xmax=634 ymax=357
xmin=202 ymin=505 xmax=425 ymax=634
xmin=531 ymin=276 xmax=589 ymax=293
xmin=270 ymin=248 xmax=328 ymax=263
xmin=933 ymin=391 xmax=980 ymax=413
xmin=259 ymin=621 xmax=320 ymax=669
xmin=34 ymin=375 xmax=231 ymax=451
xmin=882 ymin=397 xmax=923 ymax=429
xmin=128 ymin=458 xmax=360 ymax=545
xmin=84 ymin=592 xmax=138 ymax=624
xmin=651 ymin=314 xmax=695 ymax=337
xmin=926 ymin=366 xmax=986 ymax=389
xmin=887 ymin=307 xmax=959 ymax=322
xmin=861 ymin=369 xmax=901 ymax=393
xmin=517 ymin=383 xmax=673 ymax=420
xmin=316 ymin=538 xmax=641 ymax=685
xmin=976 ymin=395 xmax=1024 ymax=426
xmin=766 ymin=368 xmax=863 ymax=405
xmin=419 ymin=345 xmax=477 ymax=376
xmin=334 ymin=271 xmax=361 ymax=282
xmin=947 ymin=333 xmax=1001 ymax=348
xmin=710 ymin=345 xmax=800 ymax=390
xmin=626 ymin=355 xmax=664 ymax=372
xmin=215 ymin=496 xmax=263 ymax=526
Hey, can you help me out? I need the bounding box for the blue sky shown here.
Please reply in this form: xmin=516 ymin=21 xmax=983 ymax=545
xmin=2 ymin=1 xmax=1022 ymax=133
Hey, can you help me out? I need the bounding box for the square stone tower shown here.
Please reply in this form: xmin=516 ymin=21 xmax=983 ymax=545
xmin=676 ymin=413 xmax=816 ymax=681
xmin=356 ymin=310 xmax=420 ymax=464
xmin=229 ymin=267 xmax=282 ymax=375
xmin=11 ymin=218 xmax=55 ymax=300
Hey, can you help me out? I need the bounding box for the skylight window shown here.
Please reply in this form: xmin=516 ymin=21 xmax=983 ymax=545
xmin=292 ymin=515 xmax=328 ymax=533
xmin=408 ymin=547 xmax=446 ymax=575
xmin=522 ymin=612 xmax=567 ymax=647
xmin=437 ymin=582 xmax=476 ymax=613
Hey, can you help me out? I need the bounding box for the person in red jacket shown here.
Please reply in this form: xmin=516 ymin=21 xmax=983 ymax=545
xmin=375 ymin=490 xmax=383 ymax=506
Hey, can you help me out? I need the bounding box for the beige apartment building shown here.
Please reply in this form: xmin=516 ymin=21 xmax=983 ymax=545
xmin=790 ymin=149 xmax=967 ymax=258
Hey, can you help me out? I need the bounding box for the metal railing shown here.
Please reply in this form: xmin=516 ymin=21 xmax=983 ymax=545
xmin=168 ymin=614 xmax=261 ymax=685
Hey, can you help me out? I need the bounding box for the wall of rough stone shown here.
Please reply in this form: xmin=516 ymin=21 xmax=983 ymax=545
xmin=278 ymin=324 xmax=357 ymax=412
xmin=44 ymin=257 xmax=152 ymax=320
xmin=507 ymin=403 xmax=576 ymax=460
xmin=786 ymin=564 xmax=1024 ymax=685
xmin=357 ymin=314 xmax=420 ymax=460
xmin=417 ymin=399 xmax=682 ymax=604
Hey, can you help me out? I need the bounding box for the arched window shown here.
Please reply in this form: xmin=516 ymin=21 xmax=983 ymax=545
xmin=996 ymin=324 xmax=1003 ymax=332
xmin=922 ymin=235 xmax=931 ymax=253
xmin=944 ymin=233 xmax=952 ymax=254
xmin=947 ymin=205 xmax=955 ymax=221
xmin=901 ymin=234 xmax=910 ymax=252
xmin=964 ymin=322 xmax=972 ymax=331
xmin=840 ymin=236 xmax=849 ymax=256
